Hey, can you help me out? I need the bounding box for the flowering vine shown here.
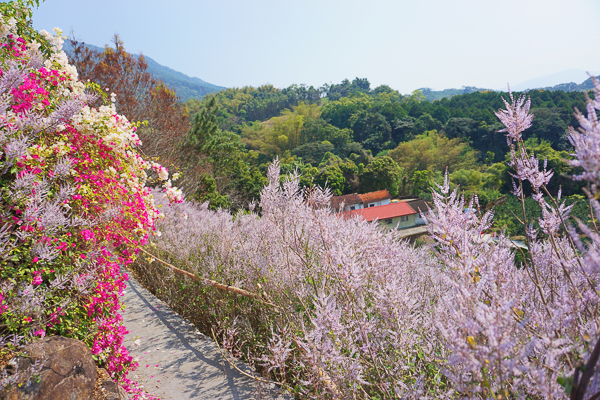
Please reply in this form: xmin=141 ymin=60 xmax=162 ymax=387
xmin=0 ymin=3 xmax=181 ymax=397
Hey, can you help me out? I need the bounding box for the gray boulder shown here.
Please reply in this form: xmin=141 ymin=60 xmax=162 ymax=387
xmin=1 ymin=336 xmax=97 ymax=400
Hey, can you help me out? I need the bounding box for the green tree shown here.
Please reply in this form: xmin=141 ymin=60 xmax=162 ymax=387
xmin=291 ymin=142 xmax=335 ymax=166
xmin=388 ymin=130 xmax=478 ymax=174
xmin=188 ymin=96 xmax=220 ymax=148
xmin=338 ymin=142 xmax=372 ymax=165
xmin=191 ymin=174 xmax=231 ymax=210
xmin=188 ymin=100 xmax=245 ymax=178
xmin=391 ymin=116 xmax=416 ymax=143
xmin=186 ymin=96 xmax=255 ymax=208
xmin=299 ymin=165 xmax=319 ymax=189
xmin=527 ymin=108 xmax=570 ymax=150
xmin=321 ymin=94 xmax=372 ymax=129
xmin=412 ymin=169 xmax=435 ymax=195
xmin=349 ymin=109 xmax=391 ymax=153
xmin=315 ymin=165 xmax=345 ymax=196
xmin=317 ymin=153 xmax=360 ymax=194
xmin=359 ymin=156 xmax=403 ymax=197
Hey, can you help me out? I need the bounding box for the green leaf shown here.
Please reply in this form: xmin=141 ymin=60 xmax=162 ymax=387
xmin=557 ymin=375 xmax=573 ymax=394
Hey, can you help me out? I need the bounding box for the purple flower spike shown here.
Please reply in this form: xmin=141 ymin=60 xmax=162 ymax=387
xmin=494 ymin=87 xmax=533 ymax=141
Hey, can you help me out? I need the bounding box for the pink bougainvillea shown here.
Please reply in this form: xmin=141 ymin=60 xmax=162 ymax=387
xmin=0 ymin=4 xmax=181 ymax=398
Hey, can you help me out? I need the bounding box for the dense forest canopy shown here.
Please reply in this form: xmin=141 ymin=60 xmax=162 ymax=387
xmin=181 ymin=76 xmax=594 ymax=235
xmin=61 ymin=37 xmax=599 ymax=231
xmin=60 ymin=30 xmax=597 ymax=252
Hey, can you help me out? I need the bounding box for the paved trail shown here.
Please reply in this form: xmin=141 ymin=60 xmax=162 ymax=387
xmin=121 ymin=273 xmax=286 ymax=400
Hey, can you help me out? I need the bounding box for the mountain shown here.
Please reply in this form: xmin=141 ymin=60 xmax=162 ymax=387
xmin=540 ymin=74 xmax=600 ymax=92
xmin=141 ymin=56 xmax=225 ymax=102
xmin=418 ymin=86 xmax=493 ymax=102
xmin=418 ymin=72 xmax=599 ymax=102
xmin=63 ymin=40 xmax=225 ymax=102
xmin=511 ymin=69 xmax=597 ymax=92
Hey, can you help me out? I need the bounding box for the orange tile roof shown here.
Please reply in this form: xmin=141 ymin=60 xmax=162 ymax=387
xmin=359 ymin=190 xmax=391 ymax=205
xmin=330 ymin=193 xmax=363 ymax=211
xmin=343 ymin=202 xmax=417 ymax=222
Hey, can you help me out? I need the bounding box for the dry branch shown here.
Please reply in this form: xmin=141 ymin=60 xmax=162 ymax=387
xmin=138 ymin=248 xmax=279 ymax=308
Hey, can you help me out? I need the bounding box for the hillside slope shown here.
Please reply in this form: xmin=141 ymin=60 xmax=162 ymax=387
xmin=418 ymin=74 xmax=599 ymax=102
xmin=63 ymin=40 xmax=225 ymax=101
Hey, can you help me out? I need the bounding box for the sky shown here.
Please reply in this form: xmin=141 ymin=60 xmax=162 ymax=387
xmin=27 ymin=0 xmax=600 ymax=94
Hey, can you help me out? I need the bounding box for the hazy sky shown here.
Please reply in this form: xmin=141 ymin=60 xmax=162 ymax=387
xmin=29 ymin=0 xmax=600 ymax=94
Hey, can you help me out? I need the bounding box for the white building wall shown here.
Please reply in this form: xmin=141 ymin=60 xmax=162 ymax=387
xmin=365 ymin=198 xmax=391 ymax=208
xmin=345 ymin=203 xmax=364 ymax=211
xmin=414 ymin=209 xmax=434 ymax=225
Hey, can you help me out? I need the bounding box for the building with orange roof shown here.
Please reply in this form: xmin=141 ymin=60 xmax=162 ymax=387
xmin=359 ymin=190 xmax=392 ymax=208
xmin=343 ymin=201 xmax=418 ymax=230
xmin=330 ymin=189 xmax=392 ymax=212
xmin=330 ymin=193 xmax=363 ymax=212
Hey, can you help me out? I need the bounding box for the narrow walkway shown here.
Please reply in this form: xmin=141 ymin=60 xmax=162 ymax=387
xmin=121 ymin=273 xmax=286 ymax=400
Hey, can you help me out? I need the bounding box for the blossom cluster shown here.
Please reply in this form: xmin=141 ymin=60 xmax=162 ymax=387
xmin=140 ymin=166 xmax=446 ymax=398
xmin=0 ymin=5 xmax=180 ymax=397
xmin=134 ymin=83 xmax=600 ymax=398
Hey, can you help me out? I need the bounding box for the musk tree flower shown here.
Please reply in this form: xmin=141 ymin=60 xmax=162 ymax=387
xmin=509 ymin=149 xmax=553 ymax=193
xmin=568 ymin=76 xmax=600 ymax=194
xmin=494 ymin=88 xmax=533 ymax=141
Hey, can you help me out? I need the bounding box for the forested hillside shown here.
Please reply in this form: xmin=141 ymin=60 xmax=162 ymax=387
xmin=63 ymin=35 xmax=595 ymax=236
xmin=183 ymin=77 xmax=596 ymax=235
xmin=63 ymin=39 xmax=225 ymax=101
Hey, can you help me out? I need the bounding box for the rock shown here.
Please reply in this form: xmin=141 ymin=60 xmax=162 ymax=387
xmin=98 ymin=379 xmax=127 ymax=400
xmin=96 ymin=368 xmax=127 ymax=400
xmin=0 ymin=336 xmax=97 ymax=400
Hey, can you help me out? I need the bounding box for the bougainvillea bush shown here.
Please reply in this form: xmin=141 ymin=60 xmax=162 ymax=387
xmin=134 ymin=82 xmax=600 ymax=397
xmin=0 ymin=1 xmax=180 ymax=394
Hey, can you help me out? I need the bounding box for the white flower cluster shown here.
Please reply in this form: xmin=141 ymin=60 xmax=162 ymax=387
xmin=72 ymin=104 xmax=140 ymax=156
xmin=151 ymin=162 xmax=169 ymax=181
xmin=69 ymin=89 xmax=182 ymax=206
xmin=39 ymin=28 xmax=82 ymax=90
xmin=163 ymin=179 xmax=183 ymax=204
xmin=0 ymin=15 xmax=16 ymax=39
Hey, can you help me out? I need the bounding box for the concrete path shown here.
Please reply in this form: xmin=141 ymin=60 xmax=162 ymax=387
xmin=121 ymin=273 xmax=287 ymax=400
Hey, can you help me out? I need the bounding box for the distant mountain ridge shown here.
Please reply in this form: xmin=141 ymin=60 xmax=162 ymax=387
xmin=418 ymin=74 xmax=599 ymax=102
xmin=538 ymin=75 xmax=599 ymax=92
xmin=511 ymin=69 xmax=597 ymax=92
xmin=418 ymin=86 xmax=492 ymax=101
xmin=63 ymin=40 xmax=225 ymax=102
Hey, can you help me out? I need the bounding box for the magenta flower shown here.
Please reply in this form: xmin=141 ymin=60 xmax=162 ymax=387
xmin=32 ymin=272 xmax=42 ymax=286
xmin=81 ymin=229 xmax=94 ymax=241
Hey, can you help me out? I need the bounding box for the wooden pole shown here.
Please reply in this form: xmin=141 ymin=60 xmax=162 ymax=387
xmin=137 ymin=248 xmax=279 ymax=308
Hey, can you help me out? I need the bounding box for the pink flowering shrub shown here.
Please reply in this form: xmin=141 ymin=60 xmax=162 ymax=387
xmin=0 ymin=1 xmax=180 ymax=395
xmin=134 ymin=83 xmax=600 ymax=398
xmin=137 ymin=173 xmax=445 ymax=398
